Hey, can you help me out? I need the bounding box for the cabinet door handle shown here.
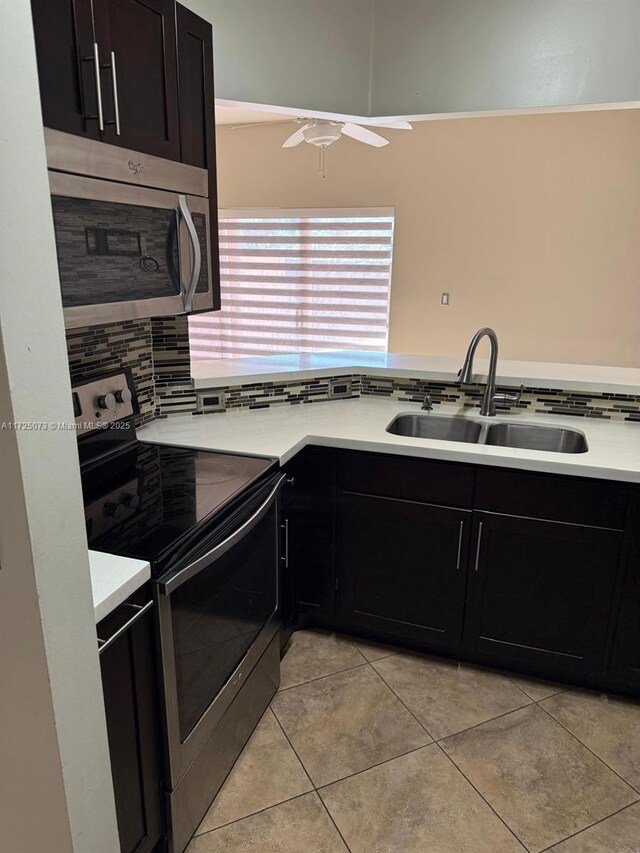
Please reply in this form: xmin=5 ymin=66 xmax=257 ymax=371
xmin=109 ymin=51 xmax=121 ymax=135
xmin=456 ymin=520 xmax=464 ymax=570
xmin=84 ymin=42 xmax=105 ymax=131
xmin=281 ymin=518 xmax=290 ymax=569
xmin=474 ymin=522 xmax=483 ymax=572
xmin=97 ymin=600 xmax=153 ymax=654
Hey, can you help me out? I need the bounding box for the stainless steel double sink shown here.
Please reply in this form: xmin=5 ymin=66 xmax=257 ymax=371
xmin=386 ymin=413 xmax=588 ymax=453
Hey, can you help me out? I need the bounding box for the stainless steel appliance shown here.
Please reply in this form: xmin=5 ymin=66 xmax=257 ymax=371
xmin=46 ymin=129 xmax=216 ymax=328
xmin=76 ymin=370 xmax=283 ymax=853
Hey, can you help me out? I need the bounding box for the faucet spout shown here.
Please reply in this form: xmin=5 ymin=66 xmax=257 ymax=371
xmin=459 ymin=327 xmax=500 ymax=416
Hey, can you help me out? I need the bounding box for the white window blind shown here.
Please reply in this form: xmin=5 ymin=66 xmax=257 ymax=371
xmin=188 ymin=208 xmax=394 ymax=359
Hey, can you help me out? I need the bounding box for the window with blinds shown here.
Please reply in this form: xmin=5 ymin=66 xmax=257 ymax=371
xmin=188 ymin=208 xmax=394 ymax=359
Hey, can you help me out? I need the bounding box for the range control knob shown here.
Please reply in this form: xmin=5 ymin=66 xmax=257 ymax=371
xmin=97 ymin=392 xmax=117 ymax=412
xmin=122 ymin=494 xmax=140 ymax=509
xmin=104 ymin=501 xmax=127 ymax=520
xmin=115 ymin=388 xmax=133 ymax=405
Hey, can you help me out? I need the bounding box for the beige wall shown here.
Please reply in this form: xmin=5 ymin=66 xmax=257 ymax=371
xmin=215 ymin=109 xmax=640 ymax=367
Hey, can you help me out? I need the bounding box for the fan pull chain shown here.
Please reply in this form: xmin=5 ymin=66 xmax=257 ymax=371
xmin=318 ymin=145 xmax=326 ymax=179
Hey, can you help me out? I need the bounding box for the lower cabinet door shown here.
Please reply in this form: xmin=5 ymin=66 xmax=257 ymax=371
xmin=285 ymin=447 xmax=337 ymax=623
xmin=608 ymin=563 xmax=640 ymax=694
xmin=99 ymin=601 xmax=163 ymax=853
xmin=336 ymin=491 xmax=470 ymax=647
xmin=464 ymin=512 xmax=623 ymax=678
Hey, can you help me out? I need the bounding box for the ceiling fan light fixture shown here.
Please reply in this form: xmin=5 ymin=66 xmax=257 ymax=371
xmin=302 ymin=121 xmax=342 ymax=147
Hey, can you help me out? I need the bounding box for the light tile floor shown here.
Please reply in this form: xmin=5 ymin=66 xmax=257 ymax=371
xmin=187 ymin=630 xmax=640 ymax=853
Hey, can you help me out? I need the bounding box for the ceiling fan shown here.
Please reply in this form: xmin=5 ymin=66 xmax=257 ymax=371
xmin=280 ymin=118 xmax=412 ymax=149
xmin=231 ymin=116 xmax=413 ymax=176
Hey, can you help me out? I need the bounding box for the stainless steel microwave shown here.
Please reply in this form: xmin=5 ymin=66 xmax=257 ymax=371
xmin=45 ymin=129 xmax=216 ymax=328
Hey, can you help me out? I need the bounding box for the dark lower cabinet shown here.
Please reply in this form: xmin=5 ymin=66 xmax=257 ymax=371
xmin=99 ymin=595 xmax=162 ymax=853
xmin=463 ymin=512 xmax=622 ymax=678
xmin=608 ymin=540 xmax=640 ymax=691
xmin=337 ymin=491 xmax=470 ymax=648
xmin=281 ymin=447 xmax=337 ymax=631
xmin=286 ymin=448 xmax=638 ymax=697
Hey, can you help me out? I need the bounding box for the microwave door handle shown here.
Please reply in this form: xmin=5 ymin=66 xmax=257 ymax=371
xmin=158 ymin=473 xmax=286 ymax=596
xmin=178 ymin=195 xmax=201 ymax=313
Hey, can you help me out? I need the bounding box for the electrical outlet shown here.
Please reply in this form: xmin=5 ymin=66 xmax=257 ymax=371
xmin=329 ymin=378 xmax=353 ymax=399
xmin=196 ymin=390 xmax=226 ymax=412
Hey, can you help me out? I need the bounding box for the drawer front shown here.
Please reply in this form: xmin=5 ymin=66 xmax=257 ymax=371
xmin=340 ymin=451 xmax=474 ymax=508
xmin=475 ymin=468 xmax=629 ymax=529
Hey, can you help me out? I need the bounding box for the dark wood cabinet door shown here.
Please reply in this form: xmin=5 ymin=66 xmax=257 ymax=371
xmin=283 ymin=448 xmax=337 ymax=626
xmin=93 ymin=0 xmax=180 ymax=159
xmin=100 ymin=602 xmax=162 ymax=853
xmin=464 ymin=512 xmax=623 ymax=678
xmin=176 ymin=3 xmax=221 ymax=310
xmin=608 ymin=537 xmax=640 ymax=694
xmin=31 ymin=0 xmax=101 ymax=138
xmin=336 ymin=491 xmax=470 ymax=648
xmin=176 ymin=3 xmax=214 ymax=170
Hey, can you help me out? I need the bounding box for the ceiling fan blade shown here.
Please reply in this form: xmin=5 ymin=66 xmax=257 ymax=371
xmin=363 ymin=120 xmax=413 ymax=130
xmin=231 ymin=119 xmax=297 ymax=130
xmin=342 ymin=123 xmax=389 ymax=147
xmin=282 ymin=126 xmax=309 ymax=148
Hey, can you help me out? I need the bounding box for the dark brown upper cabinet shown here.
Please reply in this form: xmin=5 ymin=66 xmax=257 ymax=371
xmin=176 ymin=2 xmax=221 ymax=310
xmin=93 ymin=0 xmax=180 ymax=159
xmin=31 ymin=0 xmax=187 ymax=161
xmin=176 ymin=3 xmax=215 ymax=170
xmin=31 ymin=0 xmax=101 ymax=139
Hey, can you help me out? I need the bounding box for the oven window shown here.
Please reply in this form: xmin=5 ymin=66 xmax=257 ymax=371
xmin=170 ymin=503 xmax=278 ymax=741
xmin=51 ymin=196 xmax=181 ymax=305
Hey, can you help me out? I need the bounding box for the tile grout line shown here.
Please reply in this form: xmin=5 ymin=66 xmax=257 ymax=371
xmin=536 ymin=799 xmax=640 ymax=852
xmin=269 ymin=704 xmax=316 ymax=791
xmin=505 ymin=677 xmax=567 ymax=703
xmin=536 ymin=701 xmax=640 ymax=796
xmin=269 ymin=700 xmax=354 ymax=852
xmin=316 ymin=795 xmax=354 ymax=853
xmin=191 ymin=790 xmax=314 ymax=841
xmin=277 ymin=660 xmax=369 ymax=693
xmin=364 ymin=662 xmax=530 ymax=850
xmin=365 ymin=661 xmax=437 ymax=742
xmin=432 ymin=740 xmax=531 ymax=852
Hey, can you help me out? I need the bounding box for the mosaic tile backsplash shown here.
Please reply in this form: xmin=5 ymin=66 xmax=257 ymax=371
xmin=359 ymin=376 xmax=640 ymax=422
xmin=66 ymin=317 xmax=640 ymax=426
xmin=66 ymin=319 xmax=156 ymax=426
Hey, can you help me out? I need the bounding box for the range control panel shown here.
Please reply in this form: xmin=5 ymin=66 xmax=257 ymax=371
xmin=72 ymin=370 xmax=137 ymax=436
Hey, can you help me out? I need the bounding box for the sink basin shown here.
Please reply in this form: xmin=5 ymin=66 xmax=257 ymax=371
xmin=385 ymin=413 xmax=588 ymax=454
xmin=386 ymin=414 xmax=483 ymax=444
xmin=484 ymin=422 xmax=588 ymax=453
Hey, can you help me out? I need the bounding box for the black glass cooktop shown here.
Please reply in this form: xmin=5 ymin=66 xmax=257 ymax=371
xmin=82 ymin=442 xmax=276 ymax=569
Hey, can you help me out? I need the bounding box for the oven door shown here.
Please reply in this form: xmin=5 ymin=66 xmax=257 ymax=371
xmin=49 ymin=172 xmax=213 ymax=328
xmin=154 ymin=472 xmax=285 ymax=788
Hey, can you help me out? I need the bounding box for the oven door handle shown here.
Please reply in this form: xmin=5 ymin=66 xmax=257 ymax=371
xmin=178 ymin=194 xmax=202 ymax=313
xmin=157 ymin=473 xmax=286 ymax=596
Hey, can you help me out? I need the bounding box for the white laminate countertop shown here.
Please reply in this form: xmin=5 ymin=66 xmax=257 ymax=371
xmin=138 ymin=398 xmax=640 ymax=484
xmin=191 ymin=351 xmax=640 ymax=395
xmin=89 ymin=550 xmax=151 ymax=623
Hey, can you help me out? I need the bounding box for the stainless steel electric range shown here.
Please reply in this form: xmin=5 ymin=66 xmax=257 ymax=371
xmin=76 ymin=369 xmax=284 ymax=853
